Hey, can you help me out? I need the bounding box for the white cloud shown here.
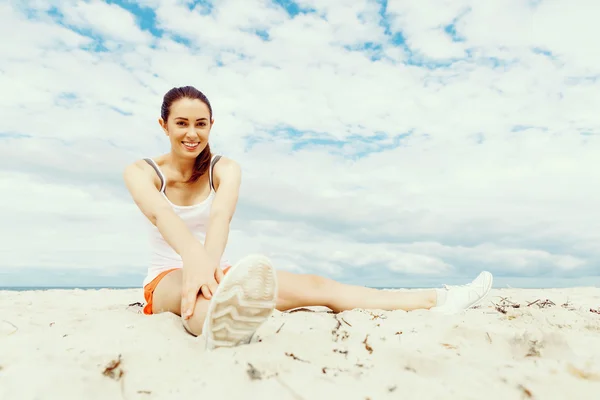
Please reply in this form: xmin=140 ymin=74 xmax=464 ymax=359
xmin=0 ymin=3 xmax=92 ymax=60
xmin=0 ymin=172 xmax=149 ymax=270
xmin=59 ymin=0 xmax=153 ymax=44
xmin=1 ymin=0 xmax=598 ymax=287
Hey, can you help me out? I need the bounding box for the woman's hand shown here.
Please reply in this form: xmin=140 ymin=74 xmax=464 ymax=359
xmin=180 ymin=245 xmax=221 ymax=320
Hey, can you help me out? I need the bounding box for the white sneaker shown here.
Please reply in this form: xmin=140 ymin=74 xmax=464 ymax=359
xmin=431 ymin=271 xmax=493 ymax=314
xmin=202 ymin=254 xmax=278 ymax=350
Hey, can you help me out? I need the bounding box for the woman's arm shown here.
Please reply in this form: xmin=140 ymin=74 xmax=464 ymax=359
xmin=203 ymin=157 xmax=242 ymax=263
xmin=122 ymin=160 xmax=207 ymax=259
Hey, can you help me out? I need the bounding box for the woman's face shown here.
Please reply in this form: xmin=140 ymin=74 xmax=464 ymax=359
xmin=160 ymin=97 xmax=213 ymax=159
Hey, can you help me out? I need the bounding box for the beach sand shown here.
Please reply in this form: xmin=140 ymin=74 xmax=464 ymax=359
xmin=1 ymin=288 xmax=599 ymax=400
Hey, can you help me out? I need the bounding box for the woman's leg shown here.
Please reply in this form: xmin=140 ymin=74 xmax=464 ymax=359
xmin=275 ymin=271 xmax=437 ymax=312
xmin=151 ymin=269 xmax=212 ymax=336
xmin=151 ymin=257 xmax=280 ymax=341
xmin=275 ymin=270 xmax=493 ymax=314
xmin=149 ymin=265 xmax=492 ymax=336
xmin=150 ymin=269 xmax=434 ymax=336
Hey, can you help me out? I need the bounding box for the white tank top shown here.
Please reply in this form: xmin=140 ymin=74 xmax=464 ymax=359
xmin=141 ymin=154 xmax=230 ymax=287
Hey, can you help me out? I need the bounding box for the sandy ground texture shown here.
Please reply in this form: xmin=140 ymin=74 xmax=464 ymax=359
xmin=1 ymin=287 xmax=600 ymax=400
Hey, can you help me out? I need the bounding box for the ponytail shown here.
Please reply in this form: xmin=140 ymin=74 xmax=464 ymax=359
xmin=187 ymin=144 xmax=212 ymax=183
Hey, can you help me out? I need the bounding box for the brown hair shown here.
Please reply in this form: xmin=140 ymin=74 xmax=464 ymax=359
xmin=161 ymin=86 xmax=213 ymax=183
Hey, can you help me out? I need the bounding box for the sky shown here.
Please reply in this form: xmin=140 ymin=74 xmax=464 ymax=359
xmin=1 ymin=0 xmax=599 ymax=289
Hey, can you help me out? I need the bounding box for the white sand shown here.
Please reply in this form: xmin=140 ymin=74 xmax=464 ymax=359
xmin=1 ymin=288 xmax=600 ymax=399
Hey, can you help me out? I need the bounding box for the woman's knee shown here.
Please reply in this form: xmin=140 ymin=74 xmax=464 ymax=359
xmin=276 ymin=271 xmax=331 ymax=310
xmin=279 ymin=271 xmax=328 ymax=295
xmin=304 ymin=273 xmax=329 ymax=290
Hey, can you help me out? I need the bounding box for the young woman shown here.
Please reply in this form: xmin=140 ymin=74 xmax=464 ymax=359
xmin=123 ymin=86 xmax=493 ymax=350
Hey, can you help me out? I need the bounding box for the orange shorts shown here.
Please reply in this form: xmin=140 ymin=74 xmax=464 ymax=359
xmin=143 ymin=266 xmax=232 ymax=315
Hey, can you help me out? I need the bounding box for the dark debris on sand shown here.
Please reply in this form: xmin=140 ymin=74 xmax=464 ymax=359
xmin=102 ymin=355 xmax=124 ymax=381
xmin=246 ymin=363 xmax=263 ymax=380
xmin=492 ymin=297 xmax=585 ymax=315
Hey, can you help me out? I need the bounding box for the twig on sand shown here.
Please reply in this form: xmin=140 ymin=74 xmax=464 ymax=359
xmin=561 ymin=301 xmax=576 ymax=310
xmin=285 ymin=352 xmax=309 ymax=363
xmin=494 ymin=303 xmax=508 ymax=314
xmin=492 ymin=297 xmax=521 ymax=314
xmin=363 ymin=335 xmax=373 ymax=354
xmin=366 ymin=311 xmax=387 ymax=320
xmin=332 ymin=316 xmax=341 ymax=334
xmin=526 ymin=299 xmax=539 ymax=307
xmin=331 ymin=315 xmax=350 ymax=342
xmin=276 ymin=323 xmax=285 ymax=334
xmin=538 ymin=299 xmax=555 ymax=308
xmin=331 ymin=315 xmax=341 ymax=338
xmin=523 ymin=298 xmax=556 ymax=309
xmin=322 ymin=366 xmax=350 ymax=375
xmin=341 ymin=317 xmax=352 ymax=327
xmin=518 ymin=384 xmax=533 ymax=398
xmin=2 ymin=320 xmax=18 ymax=335
xmin=333 ymin=348 xmax=349 ymax=357
xmin=494 ymin=297 xmax=564 ymax=315
xmin=499 ymin=297 xmax=519 ymax=306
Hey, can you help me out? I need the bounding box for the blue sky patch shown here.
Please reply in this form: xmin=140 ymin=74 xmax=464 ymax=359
xmin=107 ymin=0 xmax=163 ymax=37
xmin=349 ymin=132 xmax=412 ymax=158
xmin=272 ymin=0 xmax=317 ymax=18
xmin=444 ymin=23 xmax=466 ymax=43
xmin=55 ymin=92 xmax=82 ymax=108
xmin=42 ymin=7 xmax=109 ymax=52
xmin=254 ymin=29 xmax=270 ymax=41
xmin=443 ymin=8 xmax=470 ymax=43
xmin=376 ymin=0 xmax=392 ymax=35
xmin=344 ymin=42 xmax=385 ymax=61
xmin=187 ymin=0 xmax=214 ymax=15
xmin=170 ymin=34 xmax=193 ymax=46
xmin=259 ymin=126 xmax=412 ymax=158
xmin=532 ymin=47 xmax=553 ymax=58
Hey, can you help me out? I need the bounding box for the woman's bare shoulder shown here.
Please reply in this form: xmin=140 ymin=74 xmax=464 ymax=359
xmin=213 ymin=155 xmax=241 ymax=174
xmin=124 ymin=155 xmax=167 ymax=191
xmin=212 ymin=155 xmax=241 ymax=189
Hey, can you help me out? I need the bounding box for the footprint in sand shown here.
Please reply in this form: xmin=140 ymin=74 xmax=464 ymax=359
xmin=509 ymin=331 xmax=573 ymax=360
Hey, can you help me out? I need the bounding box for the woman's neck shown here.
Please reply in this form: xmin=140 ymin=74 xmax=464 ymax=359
xmin=167 ymin=153 xmax=196 ymax=181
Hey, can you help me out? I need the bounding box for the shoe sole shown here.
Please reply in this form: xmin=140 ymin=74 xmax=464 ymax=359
xmin=203 ymin=254 xmax=278 ymax=350
xmin=469 ymin=271 xmax=493 ymax=308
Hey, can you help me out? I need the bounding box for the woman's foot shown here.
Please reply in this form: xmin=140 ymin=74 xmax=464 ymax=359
xmin=201 ymin=254 xmax=278 ymax=350
xmin=431 ymin=271 xmax=493 ymax=314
